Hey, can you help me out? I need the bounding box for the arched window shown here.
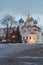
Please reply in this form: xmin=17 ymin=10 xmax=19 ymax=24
xmin=26 ymin=36 xmax=28 ymax=40
xmin=29 ymin=36 xmax=31 ymax=40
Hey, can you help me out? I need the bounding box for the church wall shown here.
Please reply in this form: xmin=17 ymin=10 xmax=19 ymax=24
xmin=22 ymin=34 xmax=37 ymax=43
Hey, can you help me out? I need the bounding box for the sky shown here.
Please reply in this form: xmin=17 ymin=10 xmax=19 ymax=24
xmin=0 ymin=0 xmax=43 ymax=26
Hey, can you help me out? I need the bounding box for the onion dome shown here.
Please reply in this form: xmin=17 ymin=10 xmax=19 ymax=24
xmin=34 ymin=20 xmax=38 ymax=24
xmin=19 ymin=18 xmax=24 ymax=23
xmin=29 ymin=17 xmax=34 ymax=22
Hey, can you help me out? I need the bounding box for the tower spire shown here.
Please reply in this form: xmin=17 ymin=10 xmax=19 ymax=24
xmin=26 ymin=12 xmax=30 ymax=22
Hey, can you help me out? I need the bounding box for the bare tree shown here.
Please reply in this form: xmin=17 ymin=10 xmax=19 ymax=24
xmin=1 ymin=15 xmax=15 ymax=27
xmin=1 ymin=15 xmax=15 ymax=40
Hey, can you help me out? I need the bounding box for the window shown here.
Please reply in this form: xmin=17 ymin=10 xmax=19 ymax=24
xmin=23 ymin=36 xmax=25 ymax=40
xmin=24 ymin=30 xmax=26 ymax=33
xmin=26 ymin=36 xmax=28 ymax=40
xmin=34 ymin=29 xmax=37 ymax=31
xmin=29 ymin=36 xmax=31 ymax=39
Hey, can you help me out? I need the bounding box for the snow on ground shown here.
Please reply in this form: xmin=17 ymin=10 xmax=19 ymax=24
xmin=0 ymin=43 xmax=36 ymax=58
xmin=17 ymin=56 xmax=43 ymax=59
xmin=0 ymin=43 xmax=43 ymax=58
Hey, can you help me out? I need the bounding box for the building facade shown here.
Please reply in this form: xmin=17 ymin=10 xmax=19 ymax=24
xmin=19 ymin=14 xmax=42 ymax=43
xmin=0 ymin=27 xmax=17 ymax=40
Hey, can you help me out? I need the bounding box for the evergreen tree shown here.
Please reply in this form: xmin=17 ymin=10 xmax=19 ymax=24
xmin=16 ymin=26 xmax=22 ymax=43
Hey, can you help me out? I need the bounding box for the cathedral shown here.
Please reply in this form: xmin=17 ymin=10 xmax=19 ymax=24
xmin=19 ymin=13 xmax=42 ymax=43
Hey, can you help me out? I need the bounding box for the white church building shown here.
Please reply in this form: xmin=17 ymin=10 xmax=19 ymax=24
xmin=19 ymin=14 xmax=42 ymax=43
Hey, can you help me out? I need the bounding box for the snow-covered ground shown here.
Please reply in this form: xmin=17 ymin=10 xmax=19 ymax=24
xmin=0 ymin=43 xmax=43 ymax=65
xmin=0 ymin=43 xmax=36 ymax=58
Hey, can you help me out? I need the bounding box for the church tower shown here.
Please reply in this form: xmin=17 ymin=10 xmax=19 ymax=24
xmin=26 ymin=12 xmax=30 ymax=26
